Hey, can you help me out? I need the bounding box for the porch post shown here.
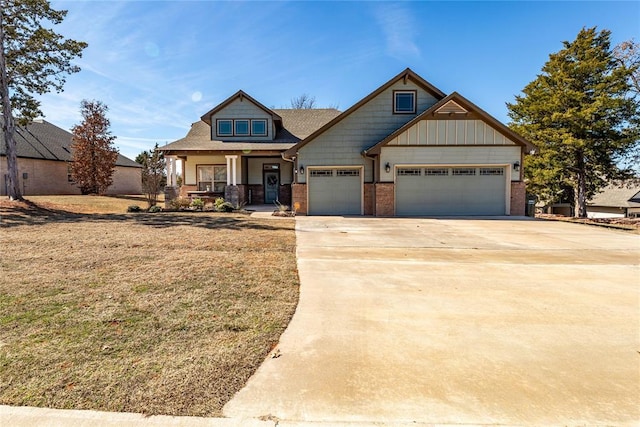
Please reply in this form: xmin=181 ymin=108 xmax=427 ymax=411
xmin=226 ymin=156 xmax=231 ymax=185
xmin=224 ymin=155 xmax=240 ymax=207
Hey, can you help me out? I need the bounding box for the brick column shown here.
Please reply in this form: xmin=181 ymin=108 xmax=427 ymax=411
xmin=292 ymin=183 xmax=307 ymax=215
xmin=510 ymin=181 xmax=526 ymax=216
xmin=363 ymin=183 xmax=375 ymax=215
xmin=375 ymin=183 xmax=395 ymax=217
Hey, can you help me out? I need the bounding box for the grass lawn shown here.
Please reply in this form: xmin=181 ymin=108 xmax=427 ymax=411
xmin=0 ymin=197 xmax=299 ymax=417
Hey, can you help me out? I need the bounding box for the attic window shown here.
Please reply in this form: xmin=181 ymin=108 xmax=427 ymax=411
xmin=235 ymin=120 xmax=249 ymax=136
xmin=251 ymin=119 xmax=267 ymax=136
xmin=394 ymin=90 xmax=416 ymax=114
xmin=217 ymin=120 xmax=232 ymax=136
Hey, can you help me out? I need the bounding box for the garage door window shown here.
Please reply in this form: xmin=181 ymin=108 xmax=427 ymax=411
xmin=480 ymin=168 xmax=504 ymax=176
xmin=452 ymin=168 xmax=476 ymax=176
xmin=397 ymin=168 xmax=421 ymax=176
xmin=337 ymin=169 xmax=359 ymax=177
xmin=425 ymin=168 xmax=448 ymax=176
xmin=310 ymin=169 xmax=333 ymax=177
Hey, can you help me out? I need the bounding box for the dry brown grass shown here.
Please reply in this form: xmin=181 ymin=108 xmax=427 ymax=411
xmin=0 ymin=199 xmax=299 ymax=416
xmin=23 ymin=194 xmax=162 ymax=214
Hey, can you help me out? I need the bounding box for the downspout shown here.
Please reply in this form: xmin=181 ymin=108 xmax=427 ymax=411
xmin=281 ymin=152 xmax=296 ymax=183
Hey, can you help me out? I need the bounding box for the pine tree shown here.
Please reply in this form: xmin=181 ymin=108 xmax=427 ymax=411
xmin=135 ymin=143 xmax=166 ymax=207
xmin=1 ymin=0 xmax=87 ymax=200
xmin=508 ymin=27 xmax=639 ymax=217
xmin=70 ymin=100 xmax=118 ymax=195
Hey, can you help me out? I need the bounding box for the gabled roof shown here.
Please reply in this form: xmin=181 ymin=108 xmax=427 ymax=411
xmin=159 ymin=109 xmax=341 ymax=154
xmin=0 ymin=119 xmax=141 ymax=168
xmin=199 ymin=90 xmax=281 ymax=125
xmin=365 ymin=92 xmax=535 ymax=155
xmin=588 ymin=182 xmax=640 ymax=208
xmin=284 ymin=68 xmax=447 ymax=158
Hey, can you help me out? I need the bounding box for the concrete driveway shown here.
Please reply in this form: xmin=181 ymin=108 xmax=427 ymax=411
xmin=224 ymin=217 xmax=640 ymax=425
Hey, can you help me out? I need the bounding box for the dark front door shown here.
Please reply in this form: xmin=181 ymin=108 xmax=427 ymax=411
xmin=264 ymin=170 xmax=279 ymax=203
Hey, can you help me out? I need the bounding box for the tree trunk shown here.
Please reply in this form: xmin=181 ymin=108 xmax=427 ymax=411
xmin=575 ymin=153 xmax=587 ymax=218
xmin=0 ymin=13 xmax=22 ymax=200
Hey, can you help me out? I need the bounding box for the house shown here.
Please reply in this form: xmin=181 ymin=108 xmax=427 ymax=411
xmin=0 ymin=119 xmax=142 ymax=196
xmin=587 ymin=183 xmax=640 ymax=218
xmin=161 ymin=68 xmax=534 ymax=216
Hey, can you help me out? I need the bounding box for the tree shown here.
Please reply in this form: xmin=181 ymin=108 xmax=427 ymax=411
xmin=70 ymin=100 xmax=118 ymax=195
xmin=290 ymin=93 xmax=316 ymax=109
xmin=135 ymin=143 xmax=166 ymax=207
xmin=507 ymin=27 xmax=639 ymax=217
xmin=1 ymin=0 xmax=87 ymax=200
xmin=613 ymin=39 xmax=640 ymax=173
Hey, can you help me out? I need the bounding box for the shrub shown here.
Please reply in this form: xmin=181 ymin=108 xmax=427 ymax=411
xmin=148 ymin=205 xmax=162 ymax=213
xmin=214 ymin=197 xmax=234 ymax=212
xmin=169 ymin=197 xmax=191 ymax=211
xmin=190 ymin=198 xmax=205 ymax=211
xmin=127 ymin=205 xmax=142 ymax=213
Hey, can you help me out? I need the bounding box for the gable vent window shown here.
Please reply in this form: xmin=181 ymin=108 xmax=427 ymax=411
xmin=480 ymin=168 xmax=504 ymax=176
xmin=397 ymin=168 xmax=421 ymax=176
xmin=452 ymin=168 xmax=476 ymax=176
xmin=394 ymin=90 xmax=416 ymax=114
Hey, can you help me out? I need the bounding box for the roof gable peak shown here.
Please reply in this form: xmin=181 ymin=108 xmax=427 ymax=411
xmin=200 ymin=90 xmax=281 ymax=125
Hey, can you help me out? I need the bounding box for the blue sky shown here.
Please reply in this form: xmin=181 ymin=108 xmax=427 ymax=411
xmin=40 ymin=1 xmax=639 ymax=161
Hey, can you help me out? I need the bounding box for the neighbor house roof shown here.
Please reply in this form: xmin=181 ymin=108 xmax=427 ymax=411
xmin=0 ymin=119 xmax=141 ymax=167
xmin=588 ymin=183 xmax=640 ymax=208
xmin=284 ymin=68 xmax=448 ymax=158
xmin=364 ymin=92 xmax=536 ymax=155
xmin=160 ymin=108 xmax=341 ymax=154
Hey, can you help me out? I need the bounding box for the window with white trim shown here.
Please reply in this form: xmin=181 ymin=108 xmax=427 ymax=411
xmin=197 ymin=165 xmax=227 ymax=192
xmin=217 ymin=120 xmax=232 ymax=136
xmin=251 ymin=119 xmax=267 ymax=136
xmin=216 ymin=119 xmax=269 ymax=137
xmin=394 ymin=91 xmax=416 ymax=114
xmin=234 ymin=120 xmax=249 ymax=136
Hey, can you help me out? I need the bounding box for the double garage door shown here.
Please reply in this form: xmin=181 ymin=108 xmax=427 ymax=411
xmin=307 ymin=168 xmax=362 ymax=215
xmin=396 ymin=166 xmax=507 ymax=216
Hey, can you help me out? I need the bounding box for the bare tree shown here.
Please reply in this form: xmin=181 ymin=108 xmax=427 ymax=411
xmin=613 ymin=39 xmax=639 ymax=97
xmin=290 ymin=93 xmax=316 ymax=109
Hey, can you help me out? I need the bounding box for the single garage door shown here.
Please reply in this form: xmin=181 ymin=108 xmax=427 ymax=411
xmin=396 ymin=166 xmax=506 ymax=216
xmin=308 ymin=168 xmax=362 ymax=215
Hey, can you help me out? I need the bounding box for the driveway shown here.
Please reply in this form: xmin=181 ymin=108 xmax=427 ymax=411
xmin=224 ymin=217 xmax=640 ymax=425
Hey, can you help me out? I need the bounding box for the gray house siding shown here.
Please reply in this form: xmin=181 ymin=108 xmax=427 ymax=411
xmin=297 ymin=81 xmax=440 ymax=183
xmin=208 ymin=98 xmax=274 ymax=141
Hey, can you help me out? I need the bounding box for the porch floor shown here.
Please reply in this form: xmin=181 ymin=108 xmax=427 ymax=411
xmin=243 ymin=204 xmax=278 ymax=213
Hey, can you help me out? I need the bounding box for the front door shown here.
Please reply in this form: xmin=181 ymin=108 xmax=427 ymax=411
xmin=264 ymin=170 xmax=279 ymax=204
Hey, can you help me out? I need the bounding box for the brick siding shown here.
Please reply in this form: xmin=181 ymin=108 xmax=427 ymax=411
xmin=375 ymin=183 xmax=395 ymax=216
xmin=510 ymin=181 xmax=526 ymax=216
xmin=292 ymin=183 xmax=307 ymax=215
xmin=364 ymin=183 xmax=375 ymax=215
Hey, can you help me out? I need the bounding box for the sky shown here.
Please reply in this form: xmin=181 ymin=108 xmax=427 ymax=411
xmin=36 ymin=0 xmax=640 ymax=161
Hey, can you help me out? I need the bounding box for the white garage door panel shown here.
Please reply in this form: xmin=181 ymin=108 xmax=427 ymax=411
xmin=396 ymin=167 xmax=506 ymax=216
xmin=308 ymin=169 xmax=362 ymax=215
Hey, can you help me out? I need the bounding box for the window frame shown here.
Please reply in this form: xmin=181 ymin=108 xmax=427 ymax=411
xmin=196 ymin=164 xmax=227 ymax=192
xmin=393 ymin=90 xmax=417 ymax=114
xmin=234 ymin=119 xmax=250 ymax=136
xmin=216 ymin=119 xmax=233 ymax=136
xmin=251 ymin=119 xmax=268 ymax=137
xmin=216 ymin=118 xmax=269 ymax=137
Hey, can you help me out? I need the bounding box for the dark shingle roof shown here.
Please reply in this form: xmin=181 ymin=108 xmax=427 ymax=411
xmin=0 ymin=119 xmax=140 ymax=167
xmin=160 ymin=108 xmax=341 ymax=153
xmin=588 ymin=183 xmax=640 ymax=208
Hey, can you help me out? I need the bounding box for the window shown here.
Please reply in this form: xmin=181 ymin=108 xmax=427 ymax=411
xmin=252 ymin=119 xmax=267 ymax=136
xmin=337 ymin=169 xmax=359 ymax=177
xmin=309 ymin=169 xmax=333 ymax=177
xmin=452 ymin=168 xmax=476 ymax=176
xmin=397 ymin=168 xmax=421 ymax=176
xmin=425 ymin=168 xmax=448 ymax=176
xmin=394 ymin=91 xmax=416 ymax=114
xmin=480 ymin=167 xmax=504 ymax=176
xmin=234 ymin=120 xmax=249 ymax=136
xmin=197 ymin=165 xmax=227 ymax=192
xmin=217 ymin=120 xmax=232 ymax=136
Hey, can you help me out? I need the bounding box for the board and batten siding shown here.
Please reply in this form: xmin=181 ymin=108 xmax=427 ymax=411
xmin=388 ymin=120 xmax=513 ymax=147
xmin=209 ymin=98 xmax=274 ymax=141
xmin=297 ymin=81 xmax=440 ymax=183
xmin=379 ymin=146 xmax=522 ymax=181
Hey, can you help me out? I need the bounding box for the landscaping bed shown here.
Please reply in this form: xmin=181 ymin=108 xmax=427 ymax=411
xmin=537 ymin=213 xmax=640 ymax=233
xmin=0 ymin=197 xmax=299 ymax=416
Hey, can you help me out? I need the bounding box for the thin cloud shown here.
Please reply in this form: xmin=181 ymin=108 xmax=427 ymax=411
xmin=374 ymin=3 xmax=421 ymax=59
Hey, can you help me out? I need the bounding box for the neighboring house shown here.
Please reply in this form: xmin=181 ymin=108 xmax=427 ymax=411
xmin=0 ymin=119 xmax=142 ymax=196
xmin=587 ymin=183 xmax=640 ymax=218
xmin=161 ymin=68 xmax=534 ymax=216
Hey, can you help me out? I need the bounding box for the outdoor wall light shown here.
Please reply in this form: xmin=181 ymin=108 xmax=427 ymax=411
xmin=513 ymin=161 xmax=520 ymax=171
xmin=299 ymin=165 xmax=305 ymax=175
xmin=385 ymin=162 xmax=391 ymax=173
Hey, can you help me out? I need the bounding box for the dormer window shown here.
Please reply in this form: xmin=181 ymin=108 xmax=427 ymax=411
xmin=216 ymin=118 xmax=269 ymax=137
xmin=394 ymin=90 xmax=416 ymax=114
xmin=252 ymin=119 xmax=267 ymax=136
xmin=217 ymin=120 xmax=232 ymax=136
